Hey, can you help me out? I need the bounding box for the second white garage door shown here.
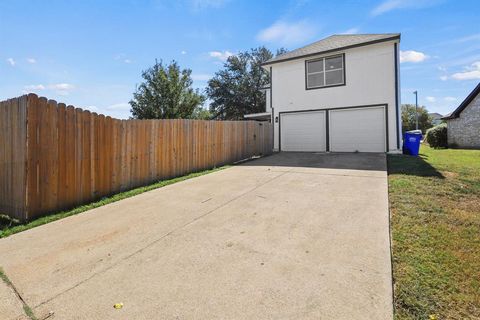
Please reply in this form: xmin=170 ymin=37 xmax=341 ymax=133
xmin=280 ymin=111 xmax=326 ymax=152
xmin=329 ymin=106 xmax=386 ymax=152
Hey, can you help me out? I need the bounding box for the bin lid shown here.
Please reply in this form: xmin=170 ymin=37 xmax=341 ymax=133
xmin=406 ymin=130 xmax=422 ymax=135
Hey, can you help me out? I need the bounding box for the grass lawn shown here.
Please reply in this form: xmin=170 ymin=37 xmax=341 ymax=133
xmin=0 ymin=166 xmax=228 ymax=239
xmin=388 ymin=145 xmax=480 ymax=319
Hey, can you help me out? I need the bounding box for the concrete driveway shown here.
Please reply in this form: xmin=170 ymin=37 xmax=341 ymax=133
xmin=0 ymin=153 xmax=393 ymax=320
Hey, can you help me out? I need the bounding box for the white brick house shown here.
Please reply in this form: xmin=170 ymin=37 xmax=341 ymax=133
xmin=442 ymin=83 xmax=480 ymax=149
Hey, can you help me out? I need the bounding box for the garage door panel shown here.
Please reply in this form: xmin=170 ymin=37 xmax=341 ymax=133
xmin=281 ymin=111 xmax=326 ymax=152
xmin=330 ymin=107 xmax=385 ymax=153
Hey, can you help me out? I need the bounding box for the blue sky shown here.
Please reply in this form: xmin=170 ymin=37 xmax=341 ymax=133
xmin=1 ymin=0 xmax=479 ymax=118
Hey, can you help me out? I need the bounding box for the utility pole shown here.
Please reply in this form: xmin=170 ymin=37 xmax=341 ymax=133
xmin=413 ymin=90 xmax=418 ymax=130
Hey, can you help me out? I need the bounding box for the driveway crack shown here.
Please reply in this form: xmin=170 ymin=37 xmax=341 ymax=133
xmin=1 ymin=267 xmax=38 ymax=320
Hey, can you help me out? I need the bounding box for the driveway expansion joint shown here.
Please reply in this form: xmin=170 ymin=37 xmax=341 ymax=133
xmin=270 ymin=170 xmax=386 ymax=179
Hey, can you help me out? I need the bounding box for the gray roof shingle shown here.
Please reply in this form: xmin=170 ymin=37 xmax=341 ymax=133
xmin=263 ymin=33 xmax=400 ymax=65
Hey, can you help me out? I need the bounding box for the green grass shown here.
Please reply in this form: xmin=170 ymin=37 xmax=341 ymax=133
xmin=22 ymin=305 xmax=37 ymax=320
xmin=0 ymin=267 xmax=14 ymax=287
xmin=0 ymin=267 xmax=37 ymax=320
xmin=0 ymin=166 xmax=228 ymax=239
xmin=388 ymin=145 xmax=480 ymax=319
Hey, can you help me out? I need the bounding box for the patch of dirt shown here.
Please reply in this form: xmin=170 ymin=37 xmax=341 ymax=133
xmin=442 ymin=171 xmax=459 ymax=179
xmin=441 ymin=196 xmax=480 ymax=213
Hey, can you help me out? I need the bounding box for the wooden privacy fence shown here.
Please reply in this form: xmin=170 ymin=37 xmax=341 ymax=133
xmin=0 ymin=94 xmax=273 ymax=221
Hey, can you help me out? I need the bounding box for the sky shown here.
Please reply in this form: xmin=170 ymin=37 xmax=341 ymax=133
xmin=1 ymin=0 xmax=479 ymax=119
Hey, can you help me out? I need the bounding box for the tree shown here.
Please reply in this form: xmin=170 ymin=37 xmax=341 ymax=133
xmin=206 ymin=47 xmax=287 ymax=120
xmin=191 ymin=107 xmax=212 ymax=120
xmin=401 ymin=104 xmax=433 ymax=133
xmin=130 ymin=60 xmax=205 ymax=119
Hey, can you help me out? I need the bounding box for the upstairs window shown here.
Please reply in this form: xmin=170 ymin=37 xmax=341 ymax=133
xmin=306 ymin=54 xmax=345 ymax=89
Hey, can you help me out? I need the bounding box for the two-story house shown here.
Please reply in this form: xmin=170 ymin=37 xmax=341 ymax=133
xmin=246 ymin=33 xmax=402 ymax=153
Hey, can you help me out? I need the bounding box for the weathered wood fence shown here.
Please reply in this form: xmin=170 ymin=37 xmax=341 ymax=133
xmin=0 ymin=94 xmax=273 ymax=221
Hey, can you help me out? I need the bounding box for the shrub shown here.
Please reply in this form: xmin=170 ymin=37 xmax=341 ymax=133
xmin=425 ymin=123 xmax=448 ymax=148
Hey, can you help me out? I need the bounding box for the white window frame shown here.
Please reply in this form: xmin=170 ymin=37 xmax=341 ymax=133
xmin=306 ymin=54 xmax=345 ymax=90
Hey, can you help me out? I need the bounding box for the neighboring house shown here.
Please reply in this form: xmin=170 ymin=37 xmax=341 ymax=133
xmin=441 ymin=83 xmax=480 ymax=149
xmin=246 ymin=33 xmax=402 ymax=153
xmin=429 ymin=112 xmax=443 ymax=126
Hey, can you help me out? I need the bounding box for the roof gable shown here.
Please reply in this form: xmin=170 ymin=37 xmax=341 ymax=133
xmin=429 ymin=112 xmax=443 ymax=119
xmin=262 ymin=33 xmax=400 ymax=65
xmin=442 ymin=82 xmax=480 ymax=119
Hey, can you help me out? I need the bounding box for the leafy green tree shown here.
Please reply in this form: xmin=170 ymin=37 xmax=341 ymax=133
xmin=191 ymin=107 xmax=212 ymax=120
xmin=130 ymin=60 xmax=205 ymax=119
xmin=206 ymin=47 xmax=287 ymax=120
xmin=401 ymin=104 xmax=433 ymax=133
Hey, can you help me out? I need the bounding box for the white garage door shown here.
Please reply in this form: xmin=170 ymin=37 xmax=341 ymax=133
xmin=280 ymin=111 xmax=326 ymax=152
xmin=329 ymin=106 xmax=386 ymax=152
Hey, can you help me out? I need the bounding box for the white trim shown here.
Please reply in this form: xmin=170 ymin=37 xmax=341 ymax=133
xmin=244 ymin=112 xmax=271 ymax=120
xmin=306 ymin=54 xmax=344 ymax=89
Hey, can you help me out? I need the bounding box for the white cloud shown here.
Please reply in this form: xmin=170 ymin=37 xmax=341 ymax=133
xmin=400 ymin=50 xmax=429 ymax=63
xmin=209 ymin=50 xmax=233 ymax=62
xmin=88 ymin=103 xmax=131 ymax=119
xmin=181 ymin=50 xmax=187 ymax=55
xmin=26 ymin=58 xmax=36 ymax=64
xmin=371 ymin=0 xmax=443 ymax=16
xmin=48 ymin=83 xmax=74 ymax=91
xmin=191 ymin=73 xmax=211 ymax=81
xmin=114 ymin=54 xmax=133 ymax=63
xmin=444 ymin=96 xmax=457 ymax=101
xmin=256 ymin=20 xmax=316 ymax=46
xmin=440 ymin=75 xmax=448 ymax=81
xmin=455 ymin=33 xmax=480 ymax=43
xmin=451 ymin=61 xmax=480 ymax=80
xmin=426 ymin=96 xmax=436 ymax=102
xmin=86 ymin=105 xmax=99 ymax=112
xmin=341 ymin=27 xmax=359 ymax=34
xmin=452 ymin=70 xmax=480 ymax=80
xmin=23 ymin=83 xmax=74 ymax=95
xmin=25 ymin=83 xmax=75 ymax=95
xmin=24 ymin=84 xmax=46 ymax=91
xmin=6 ymin=58 xmax=15 ymax=66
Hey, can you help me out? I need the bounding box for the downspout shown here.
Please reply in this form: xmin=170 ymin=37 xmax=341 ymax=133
xmin=394 ymin=42 xmax=401 ymax=150
xmin=270 ymin=66 xmax=274 ymax=151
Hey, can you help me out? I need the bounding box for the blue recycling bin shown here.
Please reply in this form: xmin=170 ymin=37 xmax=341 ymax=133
xmin=403 ymin=130 xmax=422 ymax=156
